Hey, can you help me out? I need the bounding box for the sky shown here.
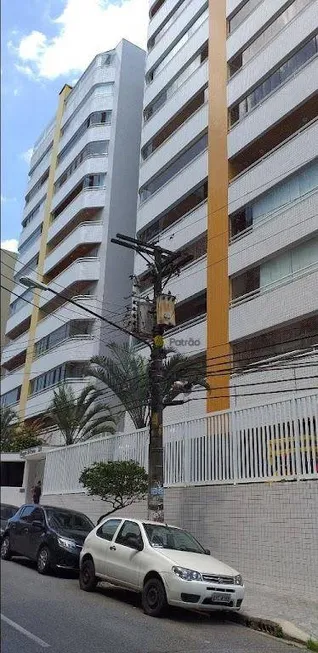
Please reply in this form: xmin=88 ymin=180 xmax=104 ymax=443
xmin=1 ymin=0 xmax=148 ymax=252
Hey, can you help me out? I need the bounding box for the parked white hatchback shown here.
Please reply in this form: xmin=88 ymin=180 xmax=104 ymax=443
xmin=79 ymin=517 xmax=244 ymax=617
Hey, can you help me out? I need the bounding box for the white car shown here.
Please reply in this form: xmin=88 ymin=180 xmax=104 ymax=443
xmin=79 ymin=517 xmax=244 ymax=617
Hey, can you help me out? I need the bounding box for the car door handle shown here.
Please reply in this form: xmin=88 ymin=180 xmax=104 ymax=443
xmin=109 ymin=545 xmax=116 ymax=551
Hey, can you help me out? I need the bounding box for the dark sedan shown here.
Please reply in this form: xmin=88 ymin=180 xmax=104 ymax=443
xmin=1 ymin=504 xmax=94 ymax=574
xmin=0 ymin=504 xmax=19 ymax=542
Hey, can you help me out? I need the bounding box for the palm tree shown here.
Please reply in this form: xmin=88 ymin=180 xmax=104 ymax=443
xmin=88 ymin=343 xmax=209 ymax=430
xmin=48 ymin=383 xmax=117 ymax=445
xmin=0 ymin=405 xmax=19 ymax=451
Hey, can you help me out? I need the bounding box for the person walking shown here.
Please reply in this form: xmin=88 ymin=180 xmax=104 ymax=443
xmin=32 ymin=480 xmax=42 ymax=504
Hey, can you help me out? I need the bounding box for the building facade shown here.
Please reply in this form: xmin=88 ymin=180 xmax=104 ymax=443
xmin=1 ymin=249 xmax=17 ymax=371
xmin=1 ymin=40 xmax=145 ymax=435
xmin=133 ymin=0 xmax=318 ymax=421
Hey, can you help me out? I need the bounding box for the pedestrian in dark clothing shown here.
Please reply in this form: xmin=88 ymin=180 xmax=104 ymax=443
xmin=32 ymin=481 xmax=41 ymax=504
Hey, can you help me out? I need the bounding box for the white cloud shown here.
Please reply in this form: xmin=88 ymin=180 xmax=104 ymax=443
xmin=1 ymin=239 xmax=19 ymax=253
xmin=12 ymin=0 xmax=148 ymax=81
xmin=21 ymin=148 xmax=34 ymax=165
xmin=13 ymin=88 xmax=20 ymax=96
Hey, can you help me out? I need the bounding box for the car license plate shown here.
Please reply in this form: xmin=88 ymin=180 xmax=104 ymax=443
xmin=211 ymin=592 xmax=231 ymax=604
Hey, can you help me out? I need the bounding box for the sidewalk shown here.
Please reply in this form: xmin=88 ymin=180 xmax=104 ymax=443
xmin=237 ymin=580 xmax=318 ymax=643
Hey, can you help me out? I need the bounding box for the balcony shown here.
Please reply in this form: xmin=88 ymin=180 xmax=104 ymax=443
xmin=0 ymin=366 xmax=25 ymax=394
xmin=26 ymin=148 xmax=52 ymax=196
xmin=144 ymin=17 xmax=208 ymax=108
xmin=39 ymin=258 xmax=100 ymax=309
xmin=230 ymin=267 xmax=318 ymax=341
xmin=228 ymin=3 xmax=317 ymax=106
xmin=137 ymin=148 xmax=207 ymax=232
xmin=167 ymin=256 xmax=206 ymax=304
xmin=61 ymin=66 xmax=115 ymax=127
xmin=31 ymin=117 xmax=55 ymax=169
xmin=59 ymin=96 xmax=113 ymax=152
xmin=48 ymin=188 xmax=105 ymax=242
xmin=139 ymin=102 xmax=208 ymax=188
xmin=44 ymin=222 xmax=103 ymax=275
xmin=24 ymin=379 xmax=88 ymax=420
xmin=1 ymin=331 xmax=29 ymax=367
xmin=30 ymin=336 xmax=96 ymax=376
xmin=228 ymin=56 xmax=318 ymax=159
xmin=135 ymin=200 xmax=207 ymax=277
xmin=19 ymin=203 xmax=45 ymax=249
xmin=35 ymin=296 xmax=99 ymax=341
xmin=5 ymin=299 xmax=33 ymax=336
xmin=228 ymin=118 xmax=318 ymax=214
xmin=17 ymin=236 xmax=41 ymax=268
xmin=146 ymin=0 xmax=207 ymax=72
xmin=55 ymin=125 xmax=111 ymax=180
xmin=229 ymin=190 xmax=318 ymax=276
xmin=51 ymin=156 xmax=108 ymax=212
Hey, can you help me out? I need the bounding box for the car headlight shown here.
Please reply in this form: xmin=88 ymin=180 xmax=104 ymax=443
xmin=57 ymin=536 xmax=77 ymax=550
xmin=234 ymin=574 xmax=243 ymax=586
xmin=172 ymin=566 xmax=202 ymax=581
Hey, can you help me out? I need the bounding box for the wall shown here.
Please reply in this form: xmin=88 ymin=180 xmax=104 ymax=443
xmin=0 ymin=487 xmax=26 ymax=506
xmin=0 ymin=249 xmax=17 ymax=354
xmin=42 ymin=479 xmax=318 ymax=602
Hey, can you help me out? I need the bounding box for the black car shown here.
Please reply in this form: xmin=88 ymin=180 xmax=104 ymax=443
xmin=0 ymin=504 xmax=19 ymax=542
xmin=1 ymin=504 xmax=94 ymax=574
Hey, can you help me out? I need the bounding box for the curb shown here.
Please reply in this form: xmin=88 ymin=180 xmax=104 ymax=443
xmin=224 ymin=610 xmax=315 ymax=647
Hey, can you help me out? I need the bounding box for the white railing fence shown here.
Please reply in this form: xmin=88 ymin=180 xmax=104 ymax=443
xmin=43 ymin=394 xmax=318 ymax=495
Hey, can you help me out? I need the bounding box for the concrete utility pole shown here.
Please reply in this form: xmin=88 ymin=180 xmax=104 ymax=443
xmin=111 ymin=233 xmax=192 ymax=522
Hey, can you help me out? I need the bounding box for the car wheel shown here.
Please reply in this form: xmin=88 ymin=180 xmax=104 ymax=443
xmin=79 ymin=559 xmax=98 ymax=592
xmin=142 ymin=577 xmax=167 ymax=617
xmin=37 ymin=546 xmax=51 ymax=574
xmin=1 ymin=536 xmax=12 ymax=561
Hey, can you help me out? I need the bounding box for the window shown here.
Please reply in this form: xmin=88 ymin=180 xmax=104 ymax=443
xmin=143 ymin=524 xmax=205 ymax=553
xmin=18 ymin=225 xmax=42 ymax=255
xmin=115 ymin=521 xmax=142 ymax=547
xmin=46 ymin=509 xmax=93 ymax=532
xmin=29 ymin=362 xmax=87 ymax=395
xmin=83 ymin=173 xmax=106 ymax=188
xmin=150 ymin=0 xmax=165 ymax=19
xmin=34 ymin=321 xmax=93 ymax=358
xmin=228 ymin=0 xmax=313 ymax=77
xmin=9 ymin=289 xmax=34 ymax=317
xmin=55 ymin=141 xmax=108 ymax=192
xmin=138 ymin=182 xmax=207 ymax=242
xmin=25 ymin=169 xmax=49 ymax=204
xmin=59 ymin=112 xmax=111 ymax=162
xmin=14 ymin=255 xmax=39 ymax=285
xmin=29 ymin=142 xmax=53 ymax=178
xmin=229 ymin=36 xmax=318 ymax=126
xmin=97 ymin=519 xmax=121 ymax=541
xmin=144 ymin=44 xmax=208 ymax=122
xmin=22 ymin=197 xmax=46 ymax=229
xmin=140 ymin=133 xmax=208 ymax=202
xmin=228 ymin=0 xmax=263 ymax=33
xmin=148 ymin=0 xmax=187 ymax=49
xmin=30 ymin=508 xmax=45 ymax=523
xmin=0 ymin=462 xmax=24 ymax=487
xmin=0 ymin=387 xmax=21 ymax=407
xmin=147 ymin=6 xmax=208 ymax=83
xmin=20 ymin=506 xmax=35 ymax=521
xmin=230 ymin=158 xmax=318 ymax=238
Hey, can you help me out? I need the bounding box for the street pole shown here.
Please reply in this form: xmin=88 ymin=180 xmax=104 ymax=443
xmin=148 ymin=249 xmax=165 ymax=522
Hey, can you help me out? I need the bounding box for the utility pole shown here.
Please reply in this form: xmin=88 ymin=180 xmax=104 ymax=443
xmin=111 ymin=233 xmax=192 ymax=521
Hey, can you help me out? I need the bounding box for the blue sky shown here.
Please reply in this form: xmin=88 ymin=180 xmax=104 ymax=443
xmin=1 ymin=0 xmax=148 ymax=251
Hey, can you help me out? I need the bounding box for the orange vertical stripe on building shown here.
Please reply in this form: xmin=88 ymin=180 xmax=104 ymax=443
xmin=207 ymin=0 xmax=230 ymax=412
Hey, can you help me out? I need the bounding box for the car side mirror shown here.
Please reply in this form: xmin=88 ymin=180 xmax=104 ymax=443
xmin=32 ymin=520 xmax=44 ymax=531
xmin=205 ymin=548 xmax=211 ymax=555
xmin=126 ymin=535 xmax=143 ymax=551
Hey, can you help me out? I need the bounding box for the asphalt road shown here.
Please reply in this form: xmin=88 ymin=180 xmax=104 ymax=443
xmin=1 ymin=558 xmax=300 ymax=653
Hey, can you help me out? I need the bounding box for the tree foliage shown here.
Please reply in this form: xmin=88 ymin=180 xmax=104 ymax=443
xmin=88 ymin=343 xmax=209 ymax=430
xmin=79 ymin=460 xmax=148 ymax=519
xmin=0 ymin=406 xmax=44 ymax=452
xmin=48 ymin=383 xmax=117 ymax=445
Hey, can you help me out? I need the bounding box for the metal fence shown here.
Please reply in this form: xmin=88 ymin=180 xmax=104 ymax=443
xmin=43 ymin=394 xmax=318 ymax=495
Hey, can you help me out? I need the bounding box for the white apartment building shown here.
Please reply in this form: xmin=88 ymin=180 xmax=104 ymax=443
xmin=1 ymin=40 xmax=145 ymax=435
xmin=132 ymin=0 xmax=318 ymax=421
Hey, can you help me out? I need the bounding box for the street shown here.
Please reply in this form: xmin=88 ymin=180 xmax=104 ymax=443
xmin=1 ymin=559 xmax=300 ymax=653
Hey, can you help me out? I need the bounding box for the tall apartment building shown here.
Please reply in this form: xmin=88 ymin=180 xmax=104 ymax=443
xmin=1 ymin=249 xmax=18 ymax=374
xmin=133 ymin=0 xmax=318 ymax=421
xmin=1 ymin=40 xmax=145 ymax=433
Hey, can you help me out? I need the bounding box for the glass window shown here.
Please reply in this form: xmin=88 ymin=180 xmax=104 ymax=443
xmin=140 ymin=133 xmax=207 ymax=202
xmin=30 ymin=508 xmax=45 ymax=523
xmin=97 ymin=519 xmax=121 ymax=541
xmin=228 ymin=0 xmax=263 ymax=33
xmin=46 ymin=509 xmax=93 ymax=532
xmin=0 ymin=387 xmax=21 ymax=407
xmin=20 ymin=506 xmax=35 ymax=521
xmin=143 ymin=524 xmax=205 ymax=553
xmin=229 ymin=36 xmax=318 ymax=126
xmin=115 ymin=521 xmax=142 ymax=547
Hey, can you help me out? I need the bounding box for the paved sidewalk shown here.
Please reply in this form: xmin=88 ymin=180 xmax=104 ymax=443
xmin=242 ymin=580 xmax=318 ymax=642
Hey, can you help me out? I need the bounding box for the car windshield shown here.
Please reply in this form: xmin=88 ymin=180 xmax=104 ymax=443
xmin=143 ymin=524 xmax=206 ymax=553
xmin=46 ymin=509 xmax=93 ymax=533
